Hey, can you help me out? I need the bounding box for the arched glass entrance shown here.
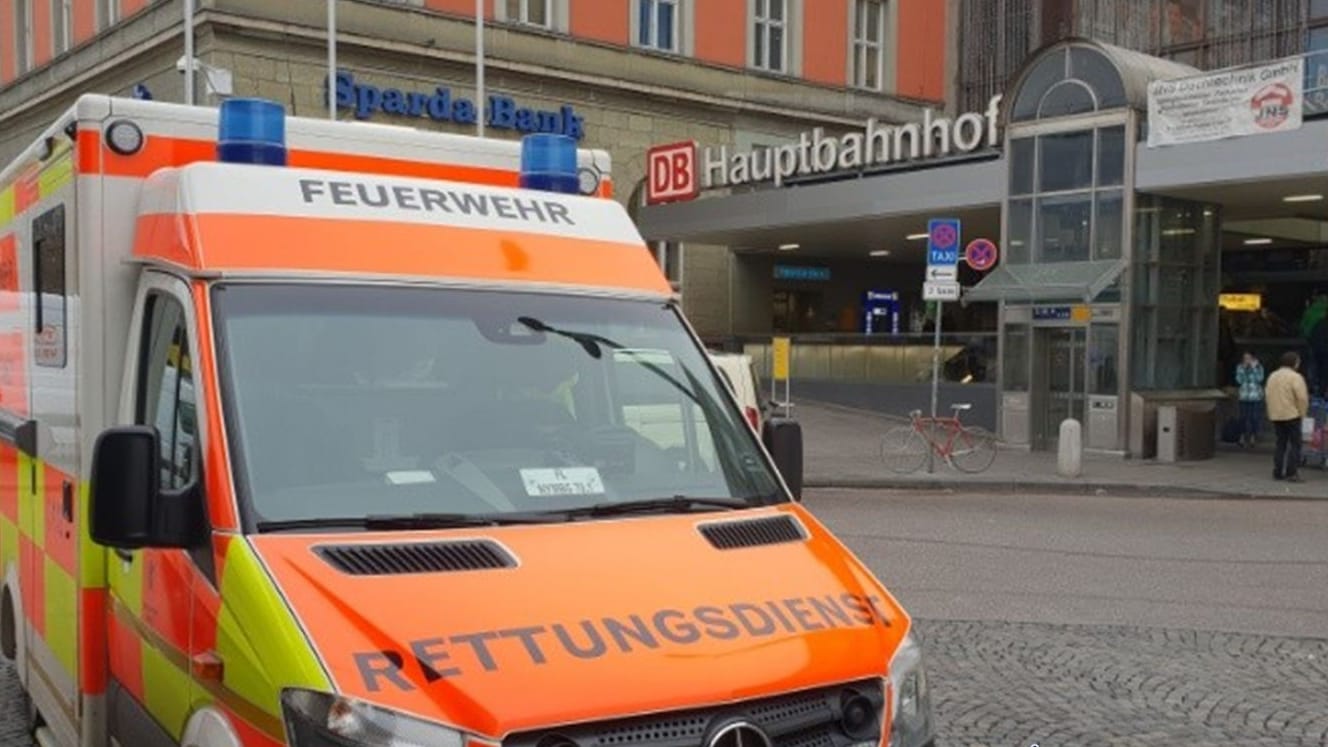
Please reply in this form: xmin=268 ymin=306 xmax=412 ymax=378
xmin=969 ymin=40 xmax=1221 ymax=454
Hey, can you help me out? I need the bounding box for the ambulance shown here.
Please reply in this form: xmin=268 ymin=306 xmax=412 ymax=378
xmin=0 ymin=94 xmax=935 ymax=747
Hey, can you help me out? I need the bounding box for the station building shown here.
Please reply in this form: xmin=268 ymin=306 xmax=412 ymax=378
xmin=639 ymin=18 xmax=1328 ymax=457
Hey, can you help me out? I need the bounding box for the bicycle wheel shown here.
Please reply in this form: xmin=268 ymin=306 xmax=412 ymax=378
xmin=949 ymin=425 xmax=998 ymax=473
xmin=881 ymin=425 xmax=929 ymax=474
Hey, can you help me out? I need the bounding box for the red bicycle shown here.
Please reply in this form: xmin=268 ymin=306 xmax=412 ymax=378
xmin=880 ymin=403 xmax=998 ymax=473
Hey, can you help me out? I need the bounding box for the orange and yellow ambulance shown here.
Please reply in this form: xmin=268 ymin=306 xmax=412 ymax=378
xmin=0 ymin=95 xmax=935 ymax=747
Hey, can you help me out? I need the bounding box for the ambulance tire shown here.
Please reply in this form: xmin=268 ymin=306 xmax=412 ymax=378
xmin=1 ymin=587 xmax=40 ymax=734
xmin=0 ymin=586 xmax=15 ymax=659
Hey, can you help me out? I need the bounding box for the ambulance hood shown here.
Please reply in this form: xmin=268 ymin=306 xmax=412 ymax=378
xmin=250 ymin=505 xmax=908 ymax=739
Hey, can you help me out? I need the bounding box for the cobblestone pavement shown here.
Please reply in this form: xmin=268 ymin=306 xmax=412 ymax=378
xmin=912 ymin=618 xmax=1328 ymax=747
xmin=5 ymin=620 xmax=1327 ymax=746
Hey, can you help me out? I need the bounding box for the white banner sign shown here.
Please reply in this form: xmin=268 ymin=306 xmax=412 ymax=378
xmin=1148 ymin=58 xmax=1304 ymax=147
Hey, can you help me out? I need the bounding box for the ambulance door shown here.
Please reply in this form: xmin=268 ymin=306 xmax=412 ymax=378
xmin=0 ymin=190 xmax=36 ymax=724
xmin=105 ymin=275 xmax=206 ymax=746
xmin=22 ymin=200 xmax=81 ymax=745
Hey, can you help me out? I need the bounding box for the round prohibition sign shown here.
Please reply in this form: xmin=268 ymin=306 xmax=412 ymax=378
xmin=930 ymin=223 xmax=958 ymax=250
xmin=965 ymin=238 xmax=999 ymax=271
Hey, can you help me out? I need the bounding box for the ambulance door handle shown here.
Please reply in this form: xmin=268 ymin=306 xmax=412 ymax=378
xmin=61 ymin=481 xmax=73 ymax=522
xmin=113 ymin=548 xmax=134 ymax=563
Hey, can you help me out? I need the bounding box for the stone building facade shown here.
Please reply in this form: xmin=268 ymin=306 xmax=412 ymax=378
xmin=0 ymin=0 xmax=951 ymax=339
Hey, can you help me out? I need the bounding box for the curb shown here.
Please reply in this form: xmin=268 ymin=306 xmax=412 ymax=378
xmin=803 ymin=477 xmax=1328 ymax=501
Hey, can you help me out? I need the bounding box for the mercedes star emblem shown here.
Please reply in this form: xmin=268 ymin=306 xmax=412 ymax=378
xmin=707 ymin=721 xmax=773 ymax=747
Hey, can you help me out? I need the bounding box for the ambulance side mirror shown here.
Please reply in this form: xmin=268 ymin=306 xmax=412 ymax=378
xmin=89 ymin=426 xmax=206 ymax=550
xmin=762 ymin=417 xmax=803 ymax=501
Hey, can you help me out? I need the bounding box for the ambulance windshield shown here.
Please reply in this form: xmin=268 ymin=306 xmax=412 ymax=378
xmin=211 ymin=284 xmax=784 ymax=528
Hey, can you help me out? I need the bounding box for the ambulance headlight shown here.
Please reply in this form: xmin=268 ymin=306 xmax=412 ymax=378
xmin=281 ymin=689 xmax=465 ymax=747
xmin=105 ymin=120 xmax=145 ymax=156
xmin=887 ymin=630 xmax=935 ymax=747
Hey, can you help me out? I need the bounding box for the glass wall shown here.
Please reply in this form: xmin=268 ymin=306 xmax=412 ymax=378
xmin=1003 ymin=325 xmax=1031 ymax=391
xmin=1131 ymin=194 xmax=1222 ymax=390
xmin=1007 ymin=125 xmax=1127 ymax=265
xmin=960 ymin=0 xmax=1308 ymax=112
xmin=1089 ymin=323 xmax=1120 ymax=394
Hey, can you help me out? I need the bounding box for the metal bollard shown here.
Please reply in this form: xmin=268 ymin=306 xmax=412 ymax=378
xmin=1057 ymin=418 xmax=1082 ymax=478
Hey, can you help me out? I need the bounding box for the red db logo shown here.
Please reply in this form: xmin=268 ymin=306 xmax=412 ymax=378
xmin=646 ymin=141 xmax=699 ymax=205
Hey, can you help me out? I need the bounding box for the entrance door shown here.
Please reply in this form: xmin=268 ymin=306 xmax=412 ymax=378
xmin=1034 ymin=327 xmax=1086 ymax=450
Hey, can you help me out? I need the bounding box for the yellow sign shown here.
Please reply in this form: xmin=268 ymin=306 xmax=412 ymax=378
xmin=772 ymin=337 xmax=790 ymax=380
xmin=1219 ymin=293 xmax=1262 ymax=311
xmin=1071 ymin=305 xmax=1091 ymax=322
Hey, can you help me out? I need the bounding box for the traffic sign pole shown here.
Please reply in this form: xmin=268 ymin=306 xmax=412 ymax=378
xmin=928 ymin=301 xmax=942 ymax=474
xmin=923 ymin=218 xmax=962 ymax=474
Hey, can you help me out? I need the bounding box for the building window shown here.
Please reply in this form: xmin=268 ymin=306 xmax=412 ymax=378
xmin=97 ymin=0 xmax=119 ymax=31
xmin=32 ymin=205 xmax=67 ymax=369
xmin=638 ymin=0 xmax=679 ymax=52
xmin=1008 ymin=125 xmax=1126 ymax=265
xmin=1311 ymin=5 xmax=1328 ymax=114
xmin=629 ymin=180 xmax=683 ymax=290
xmin=752 ymin=0 xmax=787 ymax=72
xmin=652 ymin=240 xmax=683 ymax=288
xmin=506 ymin=0 xmax=551 ymax=27
xmin=53 ymin=0 xmax=71 ymax=56
xmin=852 ymin=0 xmax=885 ymax=90
xmin=16 ymin=0 xmax=33 ymax=75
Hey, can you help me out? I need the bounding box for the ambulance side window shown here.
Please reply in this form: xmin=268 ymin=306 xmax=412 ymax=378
xmin=137 ymin=294 xmax=198 ymax=491
xmin=31 ymin=205 xmax=67 ymax=369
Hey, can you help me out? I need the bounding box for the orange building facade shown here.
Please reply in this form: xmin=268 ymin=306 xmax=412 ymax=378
xmin=1 ymin=0 xmax=954 ymax=340
xmin=2 ymin=0 xmax=949 ymax=102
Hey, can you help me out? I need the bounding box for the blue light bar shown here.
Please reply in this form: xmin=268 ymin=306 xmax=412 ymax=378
xmin=519 ymin=134 xmax=579 ymax=194
xmin=217 ymin=98 xmax=287 ymax=166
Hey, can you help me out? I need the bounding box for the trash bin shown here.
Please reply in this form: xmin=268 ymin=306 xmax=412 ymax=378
xmin=1157 ymin=405 xmax=1178 ymax=463
xmin=1157 ymin=402 xmax=1215 ymax=463
xmin=1176 ymin=403 xmax=1215 ymax=460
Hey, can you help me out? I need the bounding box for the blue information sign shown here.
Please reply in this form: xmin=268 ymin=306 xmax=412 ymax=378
xmin=927 ymin=218 xmax=961 ymax=266
xmin=774 ymin=265 xmax=831 ymax=282
xmin=1033 ymin=306 xmax=1072 ymax=321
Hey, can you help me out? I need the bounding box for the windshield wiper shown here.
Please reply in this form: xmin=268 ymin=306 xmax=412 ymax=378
xmin=256 ymin=511 xmax=562 ymax=533
xmin=566 ymin=496 xmax=751 ymax=518
xmin=518 ymin=316 xmax=607 ymax=359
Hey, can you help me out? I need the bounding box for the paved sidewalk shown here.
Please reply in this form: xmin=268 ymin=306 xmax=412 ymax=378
xmin=798 ymin=399 xmax=1328 ymax=499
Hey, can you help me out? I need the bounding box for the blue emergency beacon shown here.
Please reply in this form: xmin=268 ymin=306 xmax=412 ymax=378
xmin=519 ymin=134 xmax=579 ymax=194
xmin=217 ymin=98 xmax=287 ymax=166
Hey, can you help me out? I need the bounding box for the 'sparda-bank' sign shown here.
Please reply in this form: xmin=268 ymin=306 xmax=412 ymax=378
xmin=327 ymin=72 xmax=586 ymax=141
xmin=645 ymin=94 xmax=1002 ymax=204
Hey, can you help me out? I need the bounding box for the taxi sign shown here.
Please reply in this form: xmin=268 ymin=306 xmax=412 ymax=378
xmin=927 ymin=218 xmax=961 ymax=266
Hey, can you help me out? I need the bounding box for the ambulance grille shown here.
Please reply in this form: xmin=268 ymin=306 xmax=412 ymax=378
xmin=698 ymin=515 xmax=805 ymax=550
xmin=503 ymin=679 xmax=884 ymax=747
xmin=315 ymin=539 xmax=516 ymax=575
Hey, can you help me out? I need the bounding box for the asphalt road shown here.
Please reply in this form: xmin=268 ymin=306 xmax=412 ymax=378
xmin=3 ymin=489 xmax=1326 ymax=746
xmin=804 ymin=488 xmax=1328 ymax=746
xmin=803 ymin=488 xmax=1328 ymax=638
